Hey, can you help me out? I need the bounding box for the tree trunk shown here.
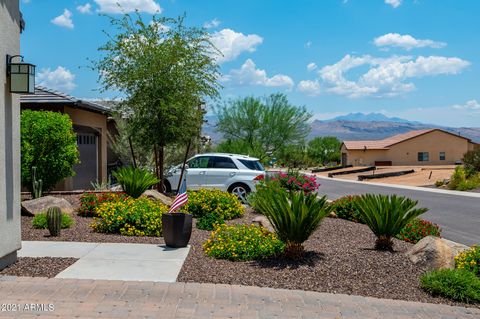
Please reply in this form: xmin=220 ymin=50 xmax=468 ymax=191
xmin=375 ymin=235 xmax=394 ymax=252
xmin=128 ymin=136 xmax=137 ymax=168
xmin=154 ymin=145 xmax=160 ymax=191
xmin=284 ymin=241 xmax=305 ymax=259
xmin=177 ymin=140 xmax=191 ymax=194
xmin=158 ymin=145 xmax=165 ymax=194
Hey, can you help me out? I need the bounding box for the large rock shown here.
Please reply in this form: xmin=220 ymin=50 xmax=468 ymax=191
xmin=252 ymin=216 xmax=274 ymax=232
xmin=406 ymin=236 xmax=469 ymax=270
xmin=21 ymin=196 xmax=74 ymax=216
xmin=142 ymin=189 xmax=173 ymax=206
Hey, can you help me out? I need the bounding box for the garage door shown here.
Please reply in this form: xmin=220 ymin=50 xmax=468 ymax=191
xmin=73 ymin=133 xmax=98 ymax=190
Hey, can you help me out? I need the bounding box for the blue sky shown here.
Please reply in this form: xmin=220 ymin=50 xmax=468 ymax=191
xmin=20 ymin=0 xmax=480 ymax=127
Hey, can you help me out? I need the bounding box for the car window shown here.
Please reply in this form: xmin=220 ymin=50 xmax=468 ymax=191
xmin=239 ymin=159 xmax=264 ymax=171
xmin=210 ymin=156 xmax=237 ymax=169
xmin=188 ymin=156 xmax=210 ymax=169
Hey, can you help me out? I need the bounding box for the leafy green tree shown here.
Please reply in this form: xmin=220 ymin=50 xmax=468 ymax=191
xmin=215 ymin=94 xmax=311 ymax=160
xmin=21 ymin=110 xmax=79 ymax=193
xmin=307 ymin=136 xmax=341 ymax=165
xmin=462 ymin=148 xmax=480 ymax=176
xmin=276 ymin=144 xmax=310 ymax=168
xmin=92 ymin=13 xmax=220 ymax=190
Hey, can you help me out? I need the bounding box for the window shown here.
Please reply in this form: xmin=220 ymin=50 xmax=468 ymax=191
xmin=418 ymin=152 xmax=429 ymax=162
xmin=188 ymin=156 xmax=210 ymax=169
xmin=210 ymin=156 xmax=237 ymax=169
xmin=439 ymin=152 xmax=446 ymax=161
xmin=239 ymin=159 xmax=264 ymax=171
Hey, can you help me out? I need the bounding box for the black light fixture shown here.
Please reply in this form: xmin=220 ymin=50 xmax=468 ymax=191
xmin=6 ymin=55 xmax=35 ymax=94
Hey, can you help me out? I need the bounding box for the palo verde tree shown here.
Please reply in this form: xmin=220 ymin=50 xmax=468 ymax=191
xmin=307 ymin=136 xmax=342 ymax=165
xmin=92 ymin=13 xmax=221 ymax=190
xmin=215 ymin=94 xmax=311 ymax=160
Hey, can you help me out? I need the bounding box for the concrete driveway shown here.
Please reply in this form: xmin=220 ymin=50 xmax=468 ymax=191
xmin=316 ymin=176 xmax=480 ymax=246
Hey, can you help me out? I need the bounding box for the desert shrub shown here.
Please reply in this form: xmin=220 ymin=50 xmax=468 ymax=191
xmin=254 ymin=186 xmax=331 ymax=258
xmin=112 ymin=166 xmax=159 ymax=198
xmin=435 ymin=180 xmax=445 ymax=187
xmin=196 ymin=212 xmax=225 ymax=231
xmin=185 ymin=189 xmax=244 ymax=221
xmin=203 ymin=224 xmax=284 ymax=261
xmin=396 ymin=218 xmax=441 ymax=244
xmin=21 ymin=110 xmax=79 ymax=193
xmin=420 ymin=269 xmax=480 ymax=303
xmin=449 ymin=166 xmax=480 ymax=191
xmin=330 ymin=195 xmax=364 ymax=223
xmin=78 ymin=192 xmax=128 ymax=217
xmin=91 ymin=197 xmax=168 ymax=236
xmin=354 ymin=194 xmax=428 ymax=251
xmin=455 ymin=246 xmax=480 ymax=276
xmin=463 ymin=149 xmax=480 ymax=174
xmin=32 ymin=213 xmax=74 ymax=229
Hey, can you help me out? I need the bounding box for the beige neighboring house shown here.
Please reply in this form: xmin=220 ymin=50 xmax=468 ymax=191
xmin=21 ymin=86 xmax=110 ymax=190
xmin=0 ymin=0 xmax=22 ymax=269
xmin=341 ymin=129 xmax=479 ymax=166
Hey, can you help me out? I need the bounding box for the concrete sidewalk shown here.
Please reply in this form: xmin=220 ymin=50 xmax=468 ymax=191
xmin=18 ymin=241 xmax=190 ymax=282
xmin=0 ymin=277 xmax=479 ymax=318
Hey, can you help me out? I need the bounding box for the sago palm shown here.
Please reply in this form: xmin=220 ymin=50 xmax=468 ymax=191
xmin=255 ymin=187 xmax=331 ymax=258
xmin=354 ymin=194 xmax=428 ymax=251
xmin=112 ymin=166 xmax=159 ymax=199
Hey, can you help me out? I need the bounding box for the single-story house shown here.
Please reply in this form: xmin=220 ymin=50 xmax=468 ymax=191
xmin=21 ymin=86 xmax=110 ymax=190
xmin=341 ymin=129 xmax=478 ymax=166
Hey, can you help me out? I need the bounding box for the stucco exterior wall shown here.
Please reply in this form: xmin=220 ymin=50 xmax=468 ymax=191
xmin=0 ymin=0 xmax=21 ymax=269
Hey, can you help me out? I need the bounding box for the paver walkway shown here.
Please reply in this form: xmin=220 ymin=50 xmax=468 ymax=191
xmin=0 ymin=277 xmax=479 ymax=318
xmin=18 ymin=241 xmax=190 ymax=282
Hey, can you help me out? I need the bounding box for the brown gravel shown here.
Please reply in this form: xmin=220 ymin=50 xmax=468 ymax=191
xmin=0 ymin=257 xmax=77 ymax=278
xmin=178 ymin=212 xmax=479 ymax=308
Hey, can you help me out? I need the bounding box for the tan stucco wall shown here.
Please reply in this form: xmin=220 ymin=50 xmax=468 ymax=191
xmin=0 ymin=0 xmax=21 ymax=269
xmin=343 ymin=130 xmax=476 ymax=166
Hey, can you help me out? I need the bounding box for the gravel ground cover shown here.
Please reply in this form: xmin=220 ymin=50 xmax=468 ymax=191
xmin=0 ymin=257 xmax=77 ymax=278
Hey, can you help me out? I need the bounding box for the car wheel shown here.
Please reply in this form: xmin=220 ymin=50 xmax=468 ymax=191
xmin=162 ymin=180 xmax=172 ymax=194
xmin=228 ymin=183 xmax=251 ymax=204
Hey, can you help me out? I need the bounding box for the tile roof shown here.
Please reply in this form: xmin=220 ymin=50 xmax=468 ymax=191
xmin=20 ymin=86 xmax=110 ymax=114
xmin=343 ymin=129 xmax=450 ymax=150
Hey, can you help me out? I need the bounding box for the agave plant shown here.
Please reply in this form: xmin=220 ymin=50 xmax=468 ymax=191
xmin=255 ymin=187 xmax=331 ymax=258
xmin=354 ymin=194 xmax=428 ymax=251
xmin=112 ymin=166 xmax=159 ymax=199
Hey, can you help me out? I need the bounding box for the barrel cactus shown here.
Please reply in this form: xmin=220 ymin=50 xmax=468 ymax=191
xmin=46 ymin=206 xmax=62 ymax=236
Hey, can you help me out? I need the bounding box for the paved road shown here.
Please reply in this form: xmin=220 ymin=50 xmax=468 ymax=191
xmin=1 ymin=277 xmax=479 ymax=318
xmin=316 ymin=177 xmax=480 ymax=246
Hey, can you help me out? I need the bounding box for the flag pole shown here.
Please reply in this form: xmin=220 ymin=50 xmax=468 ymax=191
xmin=176 ymin=139 xmax=192 ymax=195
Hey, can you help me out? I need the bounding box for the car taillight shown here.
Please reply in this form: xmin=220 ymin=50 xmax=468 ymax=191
xmin=253 ymin=174 xmax=265 ymax=181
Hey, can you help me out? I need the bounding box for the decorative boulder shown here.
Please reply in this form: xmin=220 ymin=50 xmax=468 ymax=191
xmin=252 ymin=216 xmax=274 ymax=232
xmin=406 ymin=236 xmax=469 ymax=270
xmin=142 ymin=189 xmax=173 ymax=206
xmin=21 ymin=196 xmax=73 ymax=216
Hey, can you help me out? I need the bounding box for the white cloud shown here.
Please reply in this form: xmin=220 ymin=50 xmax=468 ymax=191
xmin=204 ymin=18 xmax=221 ymax=29
xmin=36 ymin=66 xmax=76 ymax=92
xmin=210 ymin=29 xmax=263 ymax=63
xmin=374 ymin=33 xmax=446 ymax=51
xmin=77 ymin=3 xmax=92 ymax=14
xmin=385 ymin=0 xmax=402 ymax=8
xmin=452 ymin=100 xmax=480 ymax=110
xmin=305 ymin=41 xmax=312 ymax=49
xmin=222 ymin=59 xmax=294 ymax=89
xmin=297 ymin=80 xmax=321 ymax=96
xmin=307 ymin=62 xmax=317 ymax=72
xmin=94 ymin=0 xmax=162 ymax=14
xmin=51 ymin=9 xmax=74 ymax=29
xmin=317 ymin=54 xmax=469 ymax=98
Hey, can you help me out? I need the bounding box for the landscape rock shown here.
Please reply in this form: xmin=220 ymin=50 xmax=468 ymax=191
xmin=21 ymin=196 xmax=74 ymax=216
xmin=142 ymin=189 xmax=173 ymax=206
xmin=252 ymin=216 xmax=274 ymax=232
xmin=406 ymin=236 xmax=469 ymax=270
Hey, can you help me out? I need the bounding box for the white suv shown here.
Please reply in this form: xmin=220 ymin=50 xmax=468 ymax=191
xmin=165 ymin=153 xmax=265 ymax=199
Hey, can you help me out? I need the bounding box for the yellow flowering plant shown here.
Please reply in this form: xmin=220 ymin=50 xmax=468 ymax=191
xmin=91 ymin=197 xmax=168 ymax=237
xmin=455 ymin=246 xmax=480 ymax=276
xmin=203 ymin=224 xmax=285 ymax=261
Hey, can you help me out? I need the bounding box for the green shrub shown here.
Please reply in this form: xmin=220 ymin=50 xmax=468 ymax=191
xmin=449 ymin=166 xmax=480 ymax=191
xmin=32 ymin=212 xmax=74 ymax=229
xmin=354 ymin=194 xmax=428 ymax=251
xmin=420 ymin=269 xmax=480 ymax=303
xmin=435 ymin=180 xmax=445 ymax=187
xmin=185 ymin=189 xmax=244 ymax=221
xmin=396 ymin=218 xmax=441 ymax=244
xmin=203 ymin=224 xmax=285 ymax=261
xmin=255 ymin=187 xmax=331 ymax=258
xmin=91 ymin=197 xmax=168 ymax=236
xmin=112 ymin=167 xmax=159 ymax=198
xmin=78 ymin=192 xmax=128 ymax=217
xmin=196 ymin=212 xmax=225 ymax=231
xmin=21 ymin=110 xmax=79 ymax=193
xmin=330 ymin=195 xmax=364 ymax=223
xmin=463 ymin=149 xmax=480 ymax=174
xmin=455 ymin=246 xmax=480 ymax=276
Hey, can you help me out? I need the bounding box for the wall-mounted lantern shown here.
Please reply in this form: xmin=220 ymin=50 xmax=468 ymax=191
xmin=6 ymin=55 xmax=35 ymax=94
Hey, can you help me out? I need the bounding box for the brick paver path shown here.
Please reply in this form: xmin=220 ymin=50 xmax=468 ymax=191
xmin=0 ymin=277 xmax=479 ymax=318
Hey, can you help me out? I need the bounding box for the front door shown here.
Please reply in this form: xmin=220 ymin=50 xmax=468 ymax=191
xmin=341 ymin=153 xmax=347 ymax=167
xmin=73 ymin=133 xmax=98 ymax=189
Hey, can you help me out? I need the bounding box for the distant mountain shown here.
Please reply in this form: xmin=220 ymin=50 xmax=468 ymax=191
xmin=328 ymin=112 xmax=418 ymax=124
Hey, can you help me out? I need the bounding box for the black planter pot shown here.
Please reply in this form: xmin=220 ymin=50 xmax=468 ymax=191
xmin=162 ymin=213 xmax=192 ymax=248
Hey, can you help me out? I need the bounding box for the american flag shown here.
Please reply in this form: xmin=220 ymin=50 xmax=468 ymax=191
xmin=168 ymin=175 xmax=188 ymax=213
